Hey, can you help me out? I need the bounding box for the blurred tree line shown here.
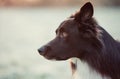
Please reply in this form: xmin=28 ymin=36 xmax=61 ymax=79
xmin=0 ymin=0 xmax=120 ymax=7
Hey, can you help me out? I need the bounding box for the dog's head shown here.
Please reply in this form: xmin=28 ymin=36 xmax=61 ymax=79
xmin=38 ymin=2 xmax=102 ymax=60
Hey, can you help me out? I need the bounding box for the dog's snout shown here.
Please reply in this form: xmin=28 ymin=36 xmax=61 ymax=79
xmin=38 ymin=46 xmax=51 ymax=55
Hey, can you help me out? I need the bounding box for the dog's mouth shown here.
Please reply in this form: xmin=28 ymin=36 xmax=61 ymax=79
xmin=44 ymin=55 xmax=59 ymax=60
xmin=44 ymin=54 xmax=66 ymax=60
xmin=39 ymin=51 xmax=68 ymax=60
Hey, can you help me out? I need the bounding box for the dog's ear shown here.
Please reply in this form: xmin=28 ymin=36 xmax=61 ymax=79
xmin=75 ymin=2 xmax=94 ymax=22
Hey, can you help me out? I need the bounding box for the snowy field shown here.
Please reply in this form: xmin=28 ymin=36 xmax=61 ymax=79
xmin=0 ymin=7 xmax=120 ymax=79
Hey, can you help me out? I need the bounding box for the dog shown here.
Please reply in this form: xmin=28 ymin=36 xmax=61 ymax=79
xmin=38 ymin=2 xmax=120 ymax=79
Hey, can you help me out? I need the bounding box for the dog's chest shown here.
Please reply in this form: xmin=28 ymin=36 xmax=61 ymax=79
xmin=70 ymin=58 xmax=111 ymax=79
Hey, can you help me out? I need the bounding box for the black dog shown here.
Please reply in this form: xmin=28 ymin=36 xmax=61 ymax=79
xmin=38 ymin=2 xmax=120 ymax=79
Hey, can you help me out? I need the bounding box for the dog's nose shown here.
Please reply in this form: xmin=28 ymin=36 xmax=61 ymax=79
xmin=38 ymin=46 xmax=51 ymax=55
xmin=38 ymin=46 xmax=45 ymax=54
xmin=38 ymin=48 xmax=42 ymax=53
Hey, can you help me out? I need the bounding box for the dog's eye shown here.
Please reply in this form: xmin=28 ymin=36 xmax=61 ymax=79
xmin=60 ymin=32 xmax=68 ymax=38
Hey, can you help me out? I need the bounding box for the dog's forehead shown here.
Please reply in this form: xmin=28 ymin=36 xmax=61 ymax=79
xmin=59 ymin=18 xmax=75 ymax=28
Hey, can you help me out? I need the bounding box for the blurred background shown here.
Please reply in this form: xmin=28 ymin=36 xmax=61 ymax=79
xmin=0 ymin=0 xmax=120 ymax=79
